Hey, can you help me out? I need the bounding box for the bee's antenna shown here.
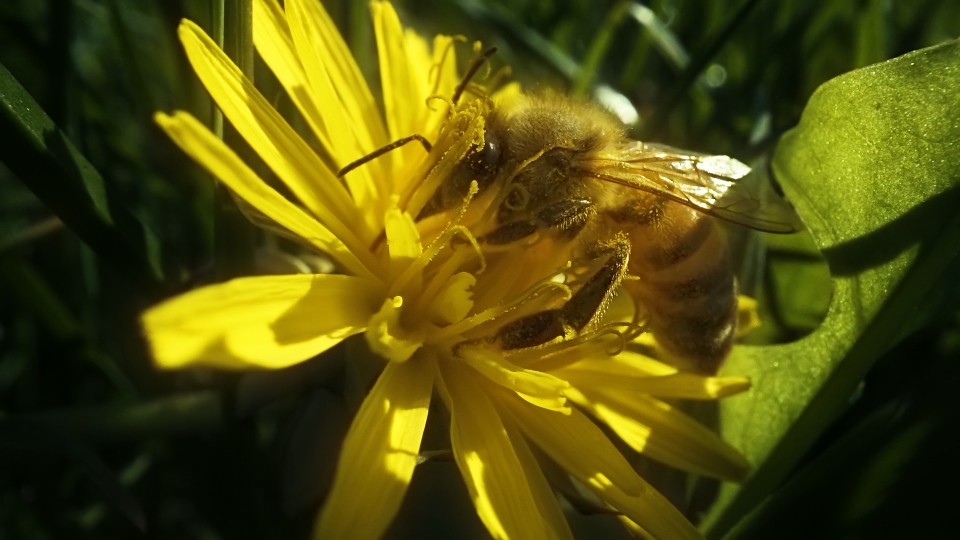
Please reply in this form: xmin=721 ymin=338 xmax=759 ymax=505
xmin=337 ymin=134 xmax=432 ymax=178
xmin=452 ymin=46 xmax=498 ymax=105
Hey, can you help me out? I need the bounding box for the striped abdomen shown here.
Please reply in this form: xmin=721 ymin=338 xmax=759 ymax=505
xmin=616 ymin=199 xmax=737 ymax=374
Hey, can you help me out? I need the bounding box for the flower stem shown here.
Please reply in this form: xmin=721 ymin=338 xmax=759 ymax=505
xmin=211 ymin=0 xmax=257 ymax=280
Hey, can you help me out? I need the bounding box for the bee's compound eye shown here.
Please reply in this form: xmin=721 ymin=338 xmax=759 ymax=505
xmin=480 ymin=134 xmax=501 ymax=168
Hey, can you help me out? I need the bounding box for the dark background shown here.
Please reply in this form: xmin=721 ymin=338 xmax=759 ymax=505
xmin=1 ymin=0 xmax=958 ymax=538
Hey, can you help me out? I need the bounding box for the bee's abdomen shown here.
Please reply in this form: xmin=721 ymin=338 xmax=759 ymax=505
xmin=623 ymin=205 xmax=737 ymax=374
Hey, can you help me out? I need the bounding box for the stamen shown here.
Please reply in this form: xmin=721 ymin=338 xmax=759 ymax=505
xmin=389 ymin=182 xmax=481 ymax=297
xmin=505 ymin=320 xmax=646 ymax=371
xmin=414 ymin=246 xmax=475 ymax=316
xmin=458 ymin=347 xmax=570 ymax=407
xmin=433 ymin=278 xmax=572 ymax=342
xmin=594 ymin=324 xmax=631 ymax=355
xmin=412 ymin=226 xmax=487 ymax=318
xmin=622 ymin=323 xmax=647 ymax=344
xmin=486 ymin=65 xmax=513 ymax=93
xmin=402 ymin=105 xmax=485 ymax=217
xmin=452 ymin=45 xmax=498 ymax=104
xmin=450 ymin=227 xmax=487 ymax=274
xmin=425 ymin=94 xmax=455 ymax=113
xmin=458 ymin=83 xmax=491 ymax=102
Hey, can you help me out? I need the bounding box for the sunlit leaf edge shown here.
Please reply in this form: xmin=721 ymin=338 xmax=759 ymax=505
xmin=702 ymin=38 xmax=960 ymax=537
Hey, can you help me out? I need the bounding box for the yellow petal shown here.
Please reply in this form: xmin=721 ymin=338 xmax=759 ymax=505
xmin=615 ymin=350 xmax=679 ymax=375
xmin=502 ymin=417 xmax=575 ymax=540
xmin=558 ymin=367 xmax=752 ymax=400
xmin=584 ymin=477 xmax=702 ymax=540
xmin=403 ymin=29 xmax=432 ymax=101
xmin=495 ymin=386 xmax=642 ymax=497
xmin=617 ymin=516 xmax=654 ymax=539
xmin=632 ymin=373 xmax=751 ymax=399
xmin=285 ymin=0 xmax=386 ymax=210
xmin=177 ymin=20 xmax=378 ymax=253
xmin=431 ymin=271 xmax=476 ymax=325
xmin=600 ymin=349 xmax=678 ymax=376
xmin=430 ymin=35 xmax=460 ymax=100
xmin=283 ymin=0 xmax=387 ymax=146
xmin=442 ymin=361 xmax=556 ymax=539
xmin=414 ymin=34 xmax=459 ymax=137
xmin=143 ymin=274 xmax=379 ymax=369
xmin=460 ymin=348 xmax=570 ymax=411
xmin=365 ymin=297 xmax=424 ymax=363
xmin=515 ymin=333 xmax=621 ymax=372
xmin=373 ymin=2 xmax=418 ymax=141
xmin=251 ymin=0 xmax=332 ymax=155
xmin=371 ymin=2 xmax=445 ymax=178
xmin=316 ymin=357 xmax=434 ymax=539
xmin=492 ymin=81 xmax=522 ymax=106
xmin=384 ymin=201 xmax=423 ymax=290
xmin=155 ymin=111 xmax=379 ymax=283
xmin=569 ymin=386 xmax=752 ymax=482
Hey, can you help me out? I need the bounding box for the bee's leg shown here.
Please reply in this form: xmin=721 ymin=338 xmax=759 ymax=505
xmin=560 ymin=238 xmax=630 ymax=330
xmin=480 ymin=199 xmax=594 ymax=245
xmin=496 ymin=236 xmax=630 ymax=349
xmin=337 ymin=135 xmax=431 ymax=178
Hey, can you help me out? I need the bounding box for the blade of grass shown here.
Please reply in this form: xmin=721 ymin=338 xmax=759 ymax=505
xmin=210 ymin=0 xmax=257 ymax=279
xmin=0 ymin=391 xmax=223 ymax=444
xmin=572 ymin=2 xmax=630 ymax=97
xmin=0 ymin=61 xmax=167 ymax=288
xmin=0 ymin=216 xmax=63 ymax=254
xmin=574 ymin=2 xmax=692 ymax=97
xmin=639 ymin=0 xmax=765 ymax=138
xmin=456 ymin=0 xmax=639 ymax=124
xmin=626 ymin=3 xmax=690 ymax=72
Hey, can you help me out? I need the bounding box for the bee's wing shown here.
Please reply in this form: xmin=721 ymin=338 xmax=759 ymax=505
xmin=588 ymin=142 xmax=802 ymax=233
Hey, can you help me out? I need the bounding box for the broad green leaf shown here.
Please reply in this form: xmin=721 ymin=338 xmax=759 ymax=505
xmin=0 ymin=61 xmax=166 ymax=287
xmin=703 ymin=39 xmax=960 ymax=536
xmin=740 ymin=230 xmax=832 ymax=346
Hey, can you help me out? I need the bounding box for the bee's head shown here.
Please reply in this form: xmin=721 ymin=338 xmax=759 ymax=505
xmin=415 ymin=119 xmax=505 ymax=221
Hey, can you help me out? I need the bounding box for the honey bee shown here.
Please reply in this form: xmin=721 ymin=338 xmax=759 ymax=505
xmin=337 ymin=51 xmax=799 ymax=375
xmin=418 ymin=93 xmax=798 ymax=374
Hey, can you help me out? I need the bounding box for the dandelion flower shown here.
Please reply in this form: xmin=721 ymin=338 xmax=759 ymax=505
xmin=143 ymin=1 xmax=753 ymax=538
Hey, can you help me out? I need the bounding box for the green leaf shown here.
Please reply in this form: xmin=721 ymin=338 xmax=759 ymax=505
xmin=0 ymin=61 xmax=166 ymax=288
xmin=703 ymin=39 xmax=960 ymax=536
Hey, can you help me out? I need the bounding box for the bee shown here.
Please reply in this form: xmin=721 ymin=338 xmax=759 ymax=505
xmin=339 ymin=51 xmax=799 ymax=375
xmin=417 ymin=92 xmax=798 ymax=374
